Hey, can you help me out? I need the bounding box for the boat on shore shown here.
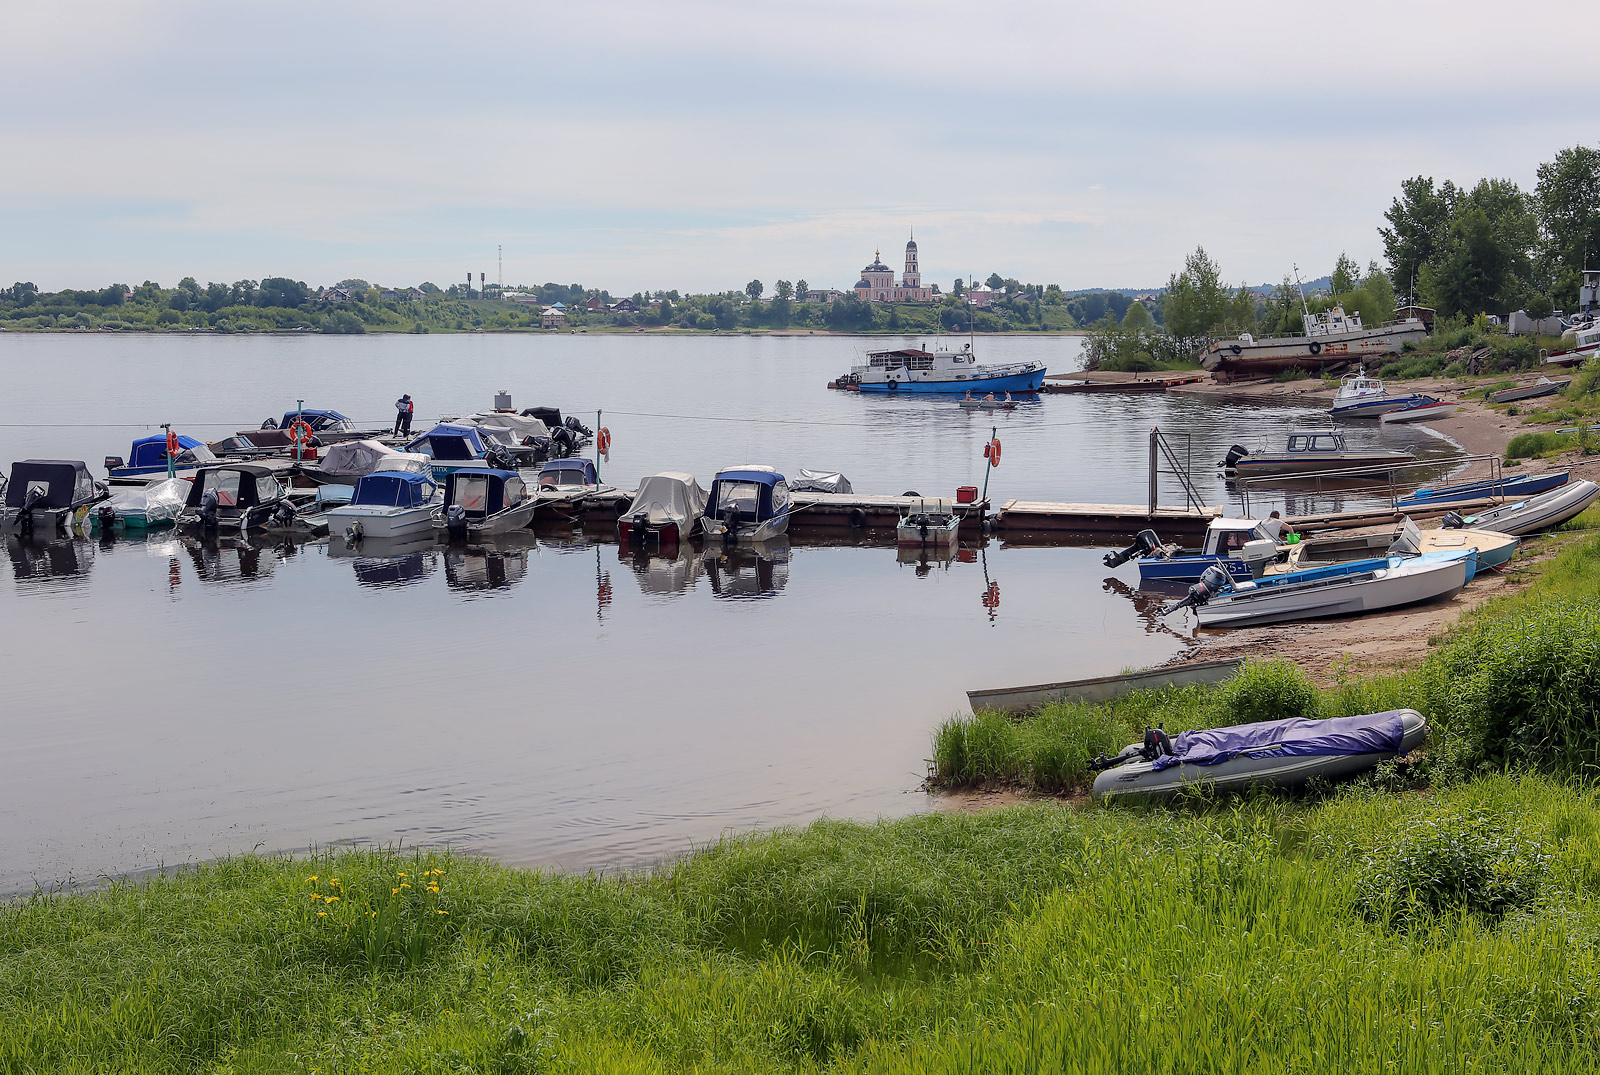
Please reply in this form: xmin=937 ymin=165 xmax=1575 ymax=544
xmin=832 ymin=341 xmax=1045 ymax=394
xmin=967 ymin=657 xmax=1245 ymax=716
xmin=1222 ymin=429 xmax=1414 ymax=478
xmin=1490 ymin=377 xmax=1569 ymax=404
xmin=1104 ymin=518 xmax=1281 ymax=584
xmin=1379 ymin=396 xmax=1457 ymax=424
xmin=1278 ymin=516 xmax=1518 ymax=572
xmin=1328 ymin=368 xmax=1426 ymax=419
xmin=702 ymin=466 xmax=793 ymax=543
xmin=1167 ymin=553 xmax=1472 ymax=628
xmin=1091 ymin=709 xmax=1428 ymax=801
xmin=1395 ymin=470 xmax=1567 ymax=509
xmin=1201 ymin=304 xmax=1428 ymax=379
xmin=1448 ymin=478 xmax=1600 ymax=536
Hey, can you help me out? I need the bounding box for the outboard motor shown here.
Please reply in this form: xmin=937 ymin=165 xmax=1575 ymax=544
xmin=1441 ymin=510 xmax=1464 ymax=530
xmin=485 ymin=446 xmax=516 ymax=470
xmin=720 ymin=507 xmax=738 ymax=544
xmin=197 ymin=489 xmax=221 ymax=530
xmin=261 ymin=417 xmax=279 ymax=429
xmin=550 ymin=426 xmax=576 ymax=457
xmin=97 ymin=503 xmax=118 ymax=532
xmin=271 ymin=501 xmax=299 ymax=529
xmin=444 ymin=503 xmax=470 ymax=541
xmin=1140 ymin=724 xmax=1175 ymax=761
xmin=1162 ymin=564 xmax=1231 ymax=617
xmin=564 ymin=415 xmax=593 ymax=438
xmin=103 ymin=455 xmax=125 ymax=472
xmin=1220 ymin=444 xmax=1250 ymax=471
xmin=17 ymin=485 xmax=46 ymax=530
xmin=1103 ymin=529 xmax=1163 ymax=568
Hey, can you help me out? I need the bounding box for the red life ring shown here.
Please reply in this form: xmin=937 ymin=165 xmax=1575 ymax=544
xmin=165 ymin=430 xmax=180 ymax=455
xmin=288 ymin=420 xmax=314 ymax=445
xmin=597 ymin=426 xmax=612 ymax=454
xmin=989 ymin=438 xmax=1002 ymax=467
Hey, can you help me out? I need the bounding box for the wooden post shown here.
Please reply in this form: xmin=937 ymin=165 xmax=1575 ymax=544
xmin=1148 ymin=427 xmax=1159 ymax=514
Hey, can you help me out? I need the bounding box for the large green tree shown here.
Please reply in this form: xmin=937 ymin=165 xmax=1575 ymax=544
xmin=1422 ymin=208 xmax=1512 ymax=317
xmin=1162 ymin=246 xmax=1231 ymax=339
xmin=1535 ymin=145 xmax=1600 ymax=309
xmin=1380 ymin=177 xmax=1457 ymax=300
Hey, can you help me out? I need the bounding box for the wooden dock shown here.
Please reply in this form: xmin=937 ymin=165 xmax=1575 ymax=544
xmin=550 ymin=489 xmax=991 ymax=536
xmin=996 ymin=499 xmax=1221 ymax=541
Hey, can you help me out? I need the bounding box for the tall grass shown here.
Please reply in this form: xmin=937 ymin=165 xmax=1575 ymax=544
xmin=1506 ymin=430 xmax=1577 ymax=458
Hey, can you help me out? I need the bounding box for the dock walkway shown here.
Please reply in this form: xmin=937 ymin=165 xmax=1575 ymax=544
xmin=997 ymin=499 xmax=1221 ymax=540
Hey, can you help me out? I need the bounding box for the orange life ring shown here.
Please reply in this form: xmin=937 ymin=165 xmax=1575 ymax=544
xmin=288 ymin=420 xmax=313 ymax=445
xmin=165 ymin=430 xmax=180 ymax=455
xmin=597 ymin=426 xmax=612 ymax=454
xmin=989 ymin=438 xmax=1002 ymax=467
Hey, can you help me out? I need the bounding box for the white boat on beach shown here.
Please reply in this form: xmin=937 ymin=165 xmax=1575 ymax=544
xmin=1171 ymin=553 xmax=1471 ymax=628
xmin=1450 ymin=478 xmax=1600 ymax=536
xmin=1378 ymin=397 xmax=1457 ymax=424
xmin=1328 ymin=368 xmax=1425 ymax=419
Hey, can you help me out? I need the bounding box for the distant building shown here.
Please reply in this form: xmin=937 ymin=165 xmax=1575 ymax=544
xmin=541 ymin=307 xmax=566 ymax=329
xmin=852 ymin=235 xmax=933 ymax=303
xmin=965 ymin=283 xmax=997 ymax=307
xmin=1508 ymin=309 xmax=1565 ymax=336
xmin=608 ymin=298 xmax=639 ymax=313
xmin=319 ymin=287 xmax=355 ymax=304
xmin=801 ymin=288 xmax=846 ymax=304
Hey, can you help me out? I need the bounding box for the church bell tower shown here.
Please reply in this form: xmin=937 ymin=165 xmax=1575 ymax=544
xmin=902 ymin=231 xmax=920 ymax=289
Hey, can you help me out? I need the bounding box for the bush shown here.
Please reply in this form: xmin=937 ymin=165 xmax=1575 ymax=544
xmin=1218 ymin=659 xmax=1320 ymax=725
xmin=1353 ymin=809 xmax=1545 ymax=929
xmin=321 ymin=310 xmax=366 ymax=334
xmin=1274 ymin=367 xmax=1310 ymax=382
xmin=1506 ymin=431 xmax=1575 ymax=459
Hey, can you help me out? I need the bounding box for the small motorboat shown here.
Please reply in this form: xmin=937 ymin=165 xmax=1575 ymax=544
xmin=1327 ymin=367 xmax=1426 ymax=419
xmin=1273 ymin=515 xmax=1518 ymax=573
xmin=92 ymin=476 xmax=190 ymax=531
xmin=1222 ymin=429 xmax=1415 ymax=477
xmin=105 ymin=434 xmax=217 ymax=483
xmin=1379 ymin=396 xmax=1458 ymax=424
xmin=1164 ymin=553 xmax=1472 ymax=628
xmin=2 ymin=459 xmax=109 ymax=532
xmin=1489 ymin=377 xmax=1569 ymax=404
xmin=532 ymin=458 xmax=614 ymax=506
xmin=177 ymin=464 xmax=290 ymax=532
xmin=259 ymin=485 xmax=354 ymax=538
xmin=259 ymin=408 xmax=377 ymax=443
xmin=957 ymin=392 xmax=1018 ymax=411
xmin=434 ymin=468 xmax=536 ymax=540
xmin=300 ymin=440 xmax=422 ymax=486
xmin=702 ymin=466 xmax=793 ymax=542
xmin=897 ymin=497 xmax=961 ymax=548
xmin=1105 ymin=517 xmax=1281 ymax=584
xmin=618 ymin=472 xmax=708 ymax=547
xmin=405 ymin=423 xmax=518 ymax=481
xmin=1091 ymin=709 xmax=1428 ymax=801
xmin=1395 ymin=470 xmax=1567 ymax=509
xmin=1448 ymin=478 xmax=1600 ymax=536
xmin=326 ymin=470 xmax=441 ymax=540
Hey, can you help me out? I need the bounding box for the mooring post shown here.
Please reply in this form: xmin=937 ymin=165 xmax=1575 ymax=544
xmin=1148 ymin=427 xmax=1159 ymax=514
xmin=981 ymin=424 xmax=997 ymax=502
xmin=595 ymin=408 xmax=602 ymax=484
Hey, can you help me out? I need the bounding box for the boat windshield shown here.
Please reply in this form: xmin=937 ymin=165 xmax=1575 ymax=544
xmin=456 ymin=475 xmax=490 ymax=514
xmin=541 ymin=470 xmax=585 ymax=488
xmin=715 ymin=481 xmax=763 ymax=517
xmin=202 ymin=469 xmax=242 ymax=506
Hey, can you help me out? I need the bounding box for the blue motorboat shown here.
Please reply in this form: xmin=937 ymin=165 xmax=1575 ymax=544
xmin=1105 ymin=518 xmax=1282 ymax=584
xmin=1327 ymin=368 xmax=1426 ymax=419
xmin=404 ymin=423 xmax=511 ymax=481
xmin=702 ymin=465 xmax=793 ymax=542
xmin=835 ymin=342 xmax=1046 ymax=394
xmin=1396 ymin=470 xmax=1568 ymax=509
xmin=105 ymin=434 xmax=217 ymax=481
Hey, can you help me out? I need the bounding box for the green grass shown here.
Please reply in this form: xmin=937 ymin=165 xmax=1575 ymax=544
xmin=1506 ymin=430 xmax=1578 ymax=458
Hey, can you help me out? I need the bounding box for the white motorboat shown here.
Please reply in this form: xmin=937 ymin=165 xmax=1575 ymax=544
xmin=434 ymin=468 xmax=536 ymax=540
xmin=1272 ymin=516 xmax=1518 ymax=573
xmin=1091 ymin=709 xmax=1429 ymax=801
xmin=1171 ymin=553 xmax=1470 ymax=628
xmin=1451 ymin=478 xmax=1600 ymax=536
xmin=897 ymin=497 xmax=961 ymax=548
xmin=702 ymin=465 xmax=793 ymax=542
xmin=1378 ymin=397 xmax=1458 ymax=424
xmin=618 ymin=472 xmax=707 ymax=547
xmin=326 ymin=471 xmax=441 ymax=540
xmin=1328 ymin=367 xmax=1425 ymax=419
xmin=833 ymin=341 xmax=1045 ymax=394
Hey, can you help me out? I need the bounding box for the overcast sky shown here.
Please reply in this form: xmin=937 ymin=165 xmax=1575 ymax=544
xmin=1 ymin=0 xmax=1590 ymax=293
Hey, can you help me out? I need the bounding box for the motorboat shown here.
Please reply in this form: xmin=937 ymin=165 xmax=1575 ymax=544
xmin=618 ymin=472 xmax=707 ymax=547
xmin=1327 ymin=367 xmax=1426 ymax=419
xmin=788 ymin=469 xmax=853 ymax=494
xmin=1395 ymin=470 xmax=1567 ymax=509
xmin=702 ymin=466 xmax=793 ymax=542
xmin=1549 ymin=315 xmax=1600 ymax=366
xmin=1104 ymin=518 xmax=1281 ymax=584
xmin=326 ymin=470 xmax=441 ymax=540
xmin=1200 ymin=303 xmax=1428 ymax=378
xmin=1221 ymin=429 xmax=1415 ymax=477
xmin=833 ymin=341 xmax=1046 ymax=394
xmin=532 ymin=458 xmax=614 ymax=507
xmin=92 ymin=476 xmax=190 ymax=532
xmin=177 ymin=464 xmax=290 ymax=532
xmin=2 ymin=459 xmax=109 ymax=532
xmin=1489 ymin=377 xmax=1569 ymax=404
xmin=897 ymin=497 xmax=962 ymax=548
xmin=260 ymin=408 xmax=378 ymax=443
xmin=1447 ymin=478 xmax=1600 ymax=536
xmin=299 ymin=440 xmax=423 ymax=486
xmin=259 ymin=485 xmax=355 ymax=538
xmin=1378 ymin=396 xmax=1458 ymax=424
xmin=404 ymin=423 xmax=517 ymax=481
xmin=1091 ymin=709 xmax=1428 ymax=801
xmin=1165 ymin=553 xmax=1471 ymax=628
xmin=957 ymin=392 xmax=1019 ymax=411
xmin=105 ymin=434 xmax=217 ymax=483
xmin=434 ymin=468 xmax=536 ymax=540
xmin=1276 ymin=516 xmax=1518 ymax=573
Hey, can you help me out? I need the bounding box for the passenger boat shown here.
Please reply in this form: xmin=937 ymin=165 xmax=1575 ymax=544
xmin=300 ymin=440 xmax=425 ymax=486
xmin=1395 ymin=470 xmax=1568 ymax=509
xmin=1201 ymin=303 xmax=1429 ymax=378
xmin=1278 ymin=516 xmax=1518 ymax=572
xmin=105 ymin=434 xmax=217 ymax=483
xmin=326 ymin=471 xmax=441 ymax=540
xmin=92 ymin=476 xmax=189 ymax=531
xmin=956 ymin=392 xmax=1018 ymax=411
xmin=1104 ymin=517 xmax=1281 ymax=584
xmin=1378 ymin=396 xmax=1457 ymax=424
xmin=1221 ymin=429 xmax=1415 ymax=477
xmin=1327 ymin=367 xmax=1425 ymax=419
xmin=177 ymin=464 xmax=290 ymax=532
xmin=833 ymin=342 xmax=1045 ymax=394
xmin=618 ymin=472 xmax=707 ymax=547
xmin=1489 ymin=377 xmax=1569 ymax=404
xmin=1091 ymin=709 xmax=1428 ymax=801
xmin=1448 ymin=478 xmax=1600 ymax=536
xmin=434 ymin=468 xmax=536 ymax=540
xmin=1166 ymin=553 xmax=1472 ymax=628
xmin=897 ymin=498 xmax=961 ymax=548
xmin=702 ymin=466 xmax=793 ymax=542
xmin=2 ymin=459 xmax=109 ymax=531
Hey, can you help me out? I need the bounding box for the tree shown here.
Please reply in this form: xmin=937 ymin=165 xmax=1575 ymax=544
xmin=795 ymin=279 xmax=808 ymax=298
xmin=1535 ymin=145 xmax=1600 ymax=309
xmin=774 ymin=279 xmax=793 ymax=301
xmin=745 ymin=279 xmax=763 ymax=301
xmin=257 ymin=277 xmax=309 ymax=308
xmin=1380 ymin=176 xmax=1457 ymax=299
xmin=1525 ymin=293 xmax=1555 ymax=319
xmin=419 ymin=281 xmax=442 ymax=294
xmin=1162 ymin=246 xmax=1231 ymax=339
xmin=985 ymin=272 xmax=1004 ymax=290
xmin=1422 ymin=208 xmax=1512 ymax=318
xmin=1331 ymin=252 xmax=1360 ymax=297
xmin=336 ymin=278 xmax=371 ymax=292
xmin=952 ymin=279 xmax=965 ymax=297
xmin=1120 ymin=301 xmax=1154 ymax=331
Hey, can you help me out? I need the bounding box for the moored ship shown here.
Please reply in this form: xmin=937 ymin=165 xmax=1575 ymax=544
xmin=1202 ymin=305 xmax=1429 ymax=379
xmin=832 ymin=342 xmax=1045 ymax=394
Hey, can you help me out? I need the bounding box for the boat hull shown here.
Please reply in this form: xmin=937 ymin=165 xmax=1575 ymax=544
xmin=1329 ymin=395 xmax=1425 ymax=418
xmin=1380 ymin=402 xmax=1458 ymax=424
xmin=702 ymin=515 xmax=789 ymax=542
xmin=1195 ymin=557 xmax=1468 ymax=628
xmin=1202 ymin=322 xmax=1428 ymax=377
xmin=896 ymin=521 xmax=960 ymax=547
xmin=1396 ymin=471 xmax=1568 ymax=508
xmin=968 ymin=658 xmax=1244 ymax=715
xmin=1138 ymin=554 xmax=1257 ymax=584
xmin=1462 ymin=479 xmax=1600 ymax=536
xmin=858 ymin=368 xmax=1046 ymax=394
xmin=326 ymin=503 xmax=438 ymax=539
xmin=1227 ymin=451 xmax=1414 ymax=477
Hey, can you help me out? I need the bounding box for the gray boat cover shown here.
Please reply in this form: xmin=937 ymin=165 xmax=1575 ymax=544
xmin=789 ymin=469 xmax=853 ymax=493
xmin=1152 ymin=710 xmax=1407 ymax=771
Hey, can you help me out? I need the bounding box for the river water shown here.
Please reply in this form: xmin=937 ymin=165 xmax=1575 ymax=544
xmin=0 ymin=333 xmax=1459 ymax=892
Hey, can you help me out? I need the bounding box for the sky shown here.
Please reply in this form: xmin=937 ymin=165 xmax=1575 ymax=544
xmin=0 ymin=0 xmax=1592 ymax=295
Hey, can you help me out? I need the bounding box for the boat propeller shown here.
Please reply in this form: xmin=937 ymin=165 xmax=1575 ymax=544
xmin=1161 ymin=564 xmax=1232 ymax=616
xmin=1104 ymin=529 xmax=1163 ymax=568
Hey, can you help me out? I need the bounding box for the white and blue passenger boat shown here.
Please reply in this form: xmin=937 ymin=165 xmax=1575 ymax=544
xmin=835 ymin=342 xmax=1045 ymax=394
xmin=1105 ymin=518 xmax=1280 ymax=584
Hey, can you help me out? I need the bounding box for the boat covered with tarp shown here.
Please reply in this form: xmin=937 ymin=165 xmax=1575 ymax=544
xmin=93 ymin=476 xmax=189 ymax=531
xmin=1091 ymin=708 xmax=1429 ymax=800
xmin=301 ymin=439 xmax=410 ymax=486
xmin=3 ymin=459 xmax=108 ymax=531
xmin=619 ymin=471 xmax=707 ymax=546
xmin=788 ymin=469 xmax=853 ymax=494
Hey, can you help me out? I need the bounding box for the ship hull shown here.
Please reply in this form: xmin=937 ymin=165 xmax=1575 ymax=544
xmin=1202 ymin=322 xmax=1428 ymax=378
xmin=857 ymin=369 xmax=1046 ymax=394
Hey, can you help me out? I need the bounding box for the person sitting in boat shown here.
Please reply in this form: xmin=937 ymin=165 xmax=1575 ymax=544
xmin=982 ymin=393 xmax=995 ymax=403
xmin=1261 ymin=510 xmax=1296 ymax=543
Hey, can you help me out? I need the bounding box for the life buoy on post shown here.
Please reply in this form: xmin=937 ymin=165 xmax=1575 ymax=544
xmin=597 ymin=427 xmax=612 ymax=455
xmin=1308 ymin=341 xmax=1322 ymax=356
xmin=988 ymin=437 xmax=1002 ymax=468
xmin=165 ymin=430 xmax=180 ymax=456
xmin=288 ymin=420 xmax=314 ymax=446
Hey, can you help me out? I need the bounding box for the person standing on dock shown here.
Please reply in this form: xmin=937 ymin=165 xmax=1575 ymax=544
xmin=393 ymin=393 xmax=414 ymax=437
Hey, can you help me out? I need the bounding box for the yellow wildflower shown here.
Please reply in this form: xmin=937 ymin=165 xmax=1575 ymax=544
xmin=400 ymin=883 xmax=410 ymax=889
xmin=329 ymin=878 xmax=341 ymax=887
xmin=310 ymin=894 xmax=323 ymax=902
xmin=325 ymin=896 xmax=340 ymax=903
xmin=306 ymin=875 xmax=318 ymax=882
xmin=391 ymin=887 xmax=400 ymax=894
xmin=436 ymin=910 xmax=449 ymax=915
xmin=317 ymin=911 xmax=328 ymax=917
xmin=398 ymin=872 xmax=407 ymax=878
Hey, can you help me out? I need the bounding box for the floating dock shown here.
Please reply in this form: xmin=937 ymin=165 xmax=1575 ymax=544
xmin=557 ymin=490 xmax=991 ymax=535
xmin=996 ymin=500 xmax=1221 ymax=541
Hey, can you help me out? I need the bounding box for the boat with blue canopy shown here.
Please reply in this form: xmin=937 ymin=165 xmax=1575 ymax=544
xmin=325 ymin=470 xmax=440 ymax=540
xmin=702 ymin=466 xmax=792 ymax=542
xmin=404 ymin=423 xmax=513 ymax=482
xmin=434 ymin=468 xmax=535 ymax=540
xmin=105 ymin=434 xmax=217 ymax=482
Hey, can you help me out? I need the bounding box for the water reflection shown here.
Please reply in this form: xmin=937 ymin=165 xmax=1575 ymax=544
xmin=897 ymin=544 xmax=956 ymax=576
xmin=701 ymin=538 xmax=789 ymax=599
xmin=622 ymin=542 xmax=702 ymax=596
xmin=444 ymin=541 xmax=529 ymax=594
xmin=6 ymin=532 xmax=95 ymax=586
xmin=328 ymin=534 xmax=439 ymax=589
xmin=1101 ymin=576 xmax=1195 ymax=642
xmin=180 ymin=533 xmax=273 ymax=585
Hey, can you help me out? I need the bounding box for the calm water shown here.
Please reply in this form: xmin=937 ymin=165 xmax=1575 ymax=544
xmin=0 ymin=333 xmax=1459 ymax=891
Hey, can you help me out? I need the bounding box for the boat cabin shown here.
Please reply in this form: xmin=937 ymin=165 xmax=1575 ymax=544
xmin=280 ymin=408 xmax=353 ymax=433
xmin=538 ymin=458 xmax=599 ymax=488
xmin=351 ymin=471 xmax=436 ymax=509
xmin=1334 ymin=368 xmax=1386 ymax=403
xmin=443 ymin=468 xmax=527 ymax=519
xmin=6 ymin=459 xmax=101 ymax=513
xmin=183 ymin=464 xmax=286 ymax=523
xmin=1284 ymin=430 xmax=1349 ymax=453
xmin=1303 ymin=305 xmax=1363 ymax=338
xmin=405 ymin=423 xmax=488 ymax=460
xmin=1200 ymin=518 xmax=1273 ymax=557
xmin=705 ymin=467 xmax=790 ymax=526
